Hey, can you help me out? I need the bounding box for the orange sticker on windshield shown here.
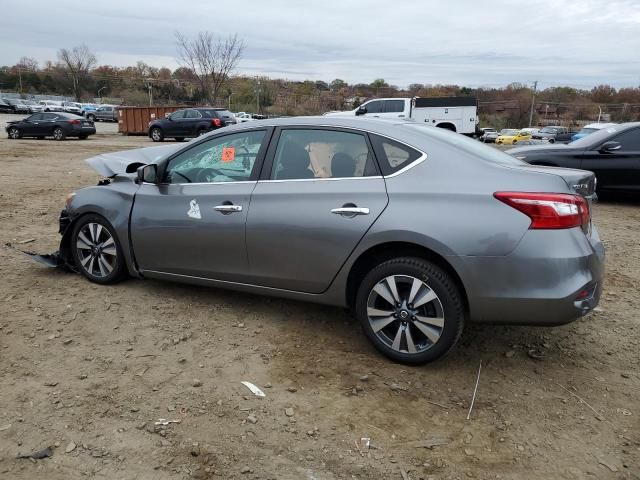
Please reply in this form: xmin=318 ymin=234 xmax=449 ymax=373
xmin=222 ymin=147 xmax=235 ymax=162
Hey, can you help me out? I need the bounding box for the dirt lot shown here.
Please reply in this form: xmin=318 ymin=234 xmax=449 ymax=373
xmin=0 ymin=114 xmax=638 ymax=479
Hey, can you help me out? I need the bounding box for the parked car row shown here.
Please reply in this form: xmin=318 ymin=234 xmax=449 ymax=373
xmin=480 ymin=123 xmax=617 ymax=145
xmin=0 ymin=97 xmax=119 ymax=119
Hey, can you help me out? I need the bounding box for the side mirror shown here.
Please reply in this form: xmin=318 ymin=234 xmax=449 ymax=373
xmin=599 ymin=141 xmax=621 ymax=153
xmin=136 ymin=164 xmax=158 ymax=184
xmin=355 ymin=106 xmax=367 ymax=116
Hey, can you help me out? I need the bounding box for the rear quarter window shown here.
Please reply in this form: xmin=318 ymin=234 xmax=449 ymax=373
xmin=369 ymin=134 xmax=422 ymax=175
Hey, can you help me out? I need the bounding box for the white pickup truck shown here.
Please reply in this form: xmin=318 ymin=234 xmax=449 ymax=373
xmin=325 ymin=97 xmax=479 ymax=135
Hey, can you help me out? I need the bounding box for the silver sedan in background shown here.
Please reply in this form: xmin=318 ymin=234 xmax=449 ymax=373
xmin=40 ymin=117 xmax=604 ymax=364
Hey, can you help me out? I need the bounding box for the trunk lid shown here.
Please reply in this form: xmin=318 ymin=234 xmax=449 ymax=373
xmin=515 ymin=164 xmax=596 ymax=197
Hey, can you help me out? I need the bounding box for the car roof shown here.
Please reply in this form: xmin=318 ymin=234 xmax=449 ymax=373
xmin=213 ymin=115 xmax=467 ymax=147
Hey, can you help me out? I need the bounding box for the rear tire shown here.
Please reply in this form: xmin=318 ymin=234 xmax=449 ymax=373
xmin=53 ymin=127 xmax=66 ymax=141
xmin=71 ymin=214 xmax=127 ymax=285
xmin=150 ymin=127 xmax=164 ymax=142
xmin=7 ymin=127 xmax=21 ymax=139
xmin=355 ymin=257 xmax=465 ymax=365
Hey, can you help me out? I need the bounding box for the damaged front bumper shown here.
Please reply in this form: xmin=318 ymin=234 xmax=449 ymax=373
xmin=6 ymin=209 xmax=77 ymax=271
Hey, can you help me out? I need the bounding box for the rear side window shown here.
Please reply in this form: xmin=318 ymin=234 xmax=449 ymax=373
xmin=384 ymin=100 xmax=404 ymax=113
xmin=184 ymin=109 xmax=201 ymax=119
xmin=272 ymin=129 xmax=377 ymax=180
xmin=369 ymin=134 xmax=422 ymax=175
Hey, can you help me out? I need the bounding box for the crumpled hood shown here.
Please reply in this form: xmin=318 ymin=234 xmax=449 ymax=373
xmin=86 ymin=143 xmax=184 ymax=177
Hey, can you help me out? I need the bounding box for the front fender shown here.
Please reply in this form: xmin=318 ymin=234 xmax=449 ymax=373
xmin=64 ymin=178 xmax=139 ymax=276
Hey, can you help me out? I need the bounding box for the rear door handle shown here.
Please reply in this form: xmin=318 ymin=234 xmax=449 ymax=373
xmin=331 ymin=207 xmax=369 ymax=216
xmin=214 ymin=204 xmax=243 ymax=214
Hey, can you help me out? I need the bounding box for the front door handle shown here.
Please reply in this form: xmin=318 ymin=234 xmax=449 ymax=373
xmin=331 ymin=207 xmax=369 ymax=216
xmin=214 ymin=204 xmax=243 ymax=214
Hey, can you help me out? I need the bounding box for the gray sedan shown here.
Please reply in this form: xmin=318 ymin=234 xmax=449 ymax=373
xmin=41 ymin=117 xmax=604 ymax=364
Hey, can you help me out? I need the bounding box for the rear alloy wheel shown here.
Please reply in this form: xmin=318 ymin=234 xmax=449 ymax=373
xmin=356 ymin=257 xmax=465 ymax=364
xmin=53 ymin=127 xmax=66 ymax=141
xmin=71 ymin=215 xmax=126 ymax=284
xmin=150 ymin=127 xmax=164 ymax=142
xmin=8 ymin=127 xmax=21 ymax=139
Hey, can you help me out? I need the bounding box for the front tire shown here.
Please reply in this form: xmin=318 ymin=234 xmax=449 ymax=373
xmin=150 ymin=127 xmax=164 ymax=142
xmin=87 ymin=114 xmax=96 ymax=122
xmin=71 ymin=214 xmax=127 ymax=284
xmin=78 ymin=135 xmax=88 ymax=140
xmin=53 ymin=127 xmax=66 ymax=141
xmin=355 ymin=257 xmax=465 ymax=365
xmin=8 ymin=127 xmax=21 ymax=139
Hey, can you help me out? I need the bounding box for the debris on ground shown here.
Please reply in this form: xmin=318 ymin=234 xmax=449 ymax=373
xmin=241 ymin=381 xmax=266 ymax=397
xmin=413 ymin=437 xmax=450 ymax=449
xmin=16 ymin=447 xmax=53 ymax=460
xmin=64 ymin=441 xmax=77 ymax=453
xmin=154 ymin=419 xmax=182 ymax=426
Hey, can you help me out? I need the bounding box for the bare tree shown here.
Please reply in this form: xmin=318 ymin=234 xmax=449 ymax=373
xmin=57 ymin=45 xmax=97 ymax=101
xmin=175 ymin=32 xmax=245 ymax=104
xmin=17 ymin=56 xmax=39 ymax=71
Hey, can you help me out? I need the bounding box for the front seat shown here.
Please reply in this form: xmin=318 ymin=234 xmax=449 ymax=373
xmin=331 ymin=152 xmax=356 ymax=177
xmin=276 ymin=143 xmax=314 ymax=180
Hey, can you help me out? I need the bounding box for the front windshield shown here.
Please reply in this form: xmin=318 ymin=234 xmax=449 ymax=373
xmin=570 ymin=125 xmax=622 ymax=147
xmin=540 ymin=127 xmax=559 ymax=133
xmin=500 ymin=129 xmax=518 ymax=135
xmin=407 ymin=124 xmax=526 ymax=166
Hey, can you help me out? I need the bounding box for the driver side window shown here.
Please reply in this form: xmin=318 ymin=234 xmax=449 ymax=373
xmin=364 ymin=101 xmax=382 ymax=114
xmin=165 ymin=130 xmax=267 ymax=184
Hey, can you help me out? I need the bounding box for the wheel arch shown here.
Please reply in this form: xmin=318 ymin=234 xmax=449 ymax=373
xmin=345 ymin=241 xmax=469 ymax=314
xmin=435 ymin=122 xmax=456 ymax=132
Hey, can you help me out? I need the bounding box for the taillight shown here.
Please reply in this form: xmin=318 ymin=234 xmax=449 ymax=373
xmin=494 ymin=192 xmax=590 ymax=229
xmin=67 ymin=119 xmax=81 ymax=125
xmin=212 ymin=118 xmax=222 ymax=127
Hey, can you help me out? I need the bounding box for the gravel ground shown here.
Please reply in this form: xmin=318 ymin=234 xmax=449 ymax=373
xmin=0 ymin=114 xmax=638 ymax=479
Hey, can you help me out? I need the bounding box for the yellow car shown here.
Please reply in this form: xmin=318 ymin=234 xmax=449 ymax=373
xmin=495 ymin=129 xmax=532 ymax=145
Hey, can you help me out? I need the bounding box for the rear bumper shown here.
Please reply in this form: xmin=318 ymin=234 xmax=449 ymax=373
xmin=451 ymin=225 xmax=605 ymax=325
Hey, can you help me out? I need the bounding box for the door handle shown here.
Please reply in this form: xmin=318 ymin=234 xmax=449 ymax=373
xmin=331 ymin=207 xmax=369 ymax=216
xmin=214 ymin=204 xmax=243 ymax=213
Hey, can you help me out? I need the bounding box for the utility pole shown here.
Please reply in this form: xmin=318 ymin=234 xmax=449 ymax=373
xmin=255 ymin=76 xmax=261 ymax=113
xmin=147 ymin=80 xmax=153 ymax=106
xmin=18 ymin=68 xmax=23 ymax=93
xmin=528 ymin=80 xmax=538 ymax=127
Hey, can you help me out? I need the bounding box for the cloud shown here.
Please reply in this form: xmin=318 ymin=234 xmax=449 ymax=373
xmin=1 ymin=0 xmax=638 ymax=87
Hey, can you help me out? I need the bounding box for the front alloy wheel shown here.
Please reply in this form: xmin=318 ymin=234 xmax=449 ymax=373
xmin=150 ymin=127 xmax=164 ymax=142
xmin=71 ymin=215 xmax=126 ymax=284
xmin=8 ymin=127 xmax=20 ymax=139
xmin=356 ymin=257 xmax=465 ymax=364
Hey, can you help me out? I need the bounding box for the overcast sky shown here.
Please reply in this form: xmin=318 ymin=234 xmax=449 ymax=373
xmin=2 ymin=0 xmax=640 ymax=88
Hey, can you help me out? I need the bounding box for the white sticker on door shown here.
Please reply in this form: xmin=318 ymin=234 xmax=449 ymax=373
xmin=187 ymin=199 xmax=201 ymax=219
